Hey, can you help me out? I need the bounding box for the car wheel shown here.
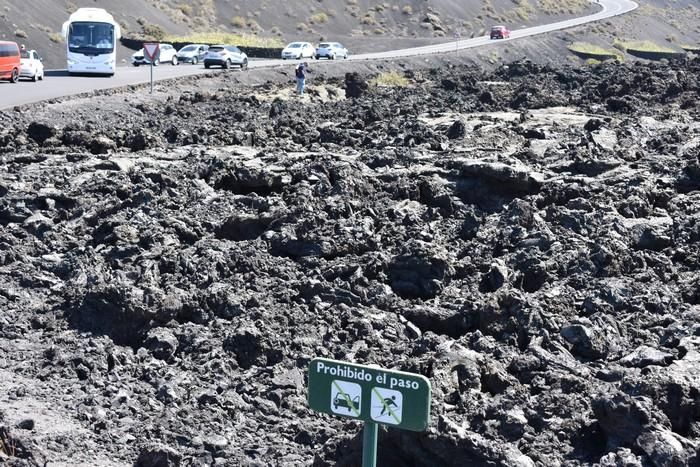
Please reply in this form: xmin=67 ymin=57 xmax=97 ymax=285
xmin=240 ymin=58 xmax=248 ymax=70
xmin=172 ymin=56 xmax=178 ymax=65
xmin=133 ymin=63 xmax=139 ymax=67
xmin=192 ymin=57 xmax=198 ymax=65
xmin=153 ymin=59 xmax=160 ymax=66
xmin=224 ymin=58 xmax=231 ymax=69
xmin=10 ymin=68 xmax=18 ymax=83
xmin=331 ymin=53 xmax=336 ymax=60
xmin=32 ymin=73 xmax=37 ymax=82
xmin=205 ymin=63 xmax=210 ymax=69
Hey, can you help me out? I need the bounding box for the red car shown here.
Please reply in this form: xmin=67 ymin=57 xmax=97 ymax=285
xmin=490 ymin=25 xmax=511 ymax=39
xmin=0 ymin=41 xmax=21 ymax=83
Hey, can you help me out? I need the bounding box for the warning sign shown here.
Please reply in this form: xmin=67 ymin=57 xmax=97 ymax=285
xmin=143 ymin=42 xmax=160 ymax=61
xmin=308 ymin=358 xmax=431 ymax=432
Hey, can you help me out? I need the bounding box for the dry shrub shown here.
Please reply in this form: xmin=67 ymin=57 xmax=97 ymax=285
xmin=231 ymin=16 xmax=246 ymax=28
xmin=309 ymin=12 xmax=329 ymax=24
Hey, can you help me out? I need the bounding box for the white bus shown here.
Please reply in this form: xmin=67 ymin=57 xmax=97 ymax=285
xmin=61 ymin=8 xmax=121 ymax=76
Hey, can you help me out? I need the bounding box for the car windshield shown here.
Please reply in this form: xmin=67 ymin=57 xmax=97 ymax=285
xmin=180 ymin=45 xmax=197 ymax=52
xmin=209 ymin=46 xmax=225 ymax=52
xmin=288 ymin=43 xmax=302 ymax=48
xmin=68 ymin=21 xmax=114 ymax=54
xmin=318 ymin=43 xmax=330 ymax=48
xmin=20 ymin=51 xmax=30 ymax=59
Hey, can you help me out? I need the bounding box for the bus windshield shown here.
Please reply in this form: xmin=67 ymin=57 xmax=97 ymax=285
xmin=68 ymin=22 xmax=115 ymax=54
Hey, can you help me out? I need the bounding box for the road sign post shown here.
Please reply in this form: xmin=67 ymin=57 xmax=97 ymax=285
xmin=308 ymin=358 xmax=431 ymax=467
xmin=363 ymin=421 xmax=378 ymax=467
xmin=143 ymin=42 xmax=160 ymax=94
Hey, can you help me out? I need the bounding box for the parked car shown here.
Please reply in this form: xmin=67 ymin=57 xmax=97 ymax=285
xmin=281 ymin=42 xmax=314 ymax=60
xmin=315 ymin=42 xmax=348 ymax=60
xmin=132 ymin=43 xmax=179 ymax=66
xmin=0 ymin=41 xmax=21 ymax=83
xmin=20 ymin=49 xmax=44 ymax=81
xmin=176 ymin=44 xmax=209 ymax=65
xmin=490 ymin=25 xmax=511 ymax=39
xmin=203 ymin=45 xmax=248 ymax=69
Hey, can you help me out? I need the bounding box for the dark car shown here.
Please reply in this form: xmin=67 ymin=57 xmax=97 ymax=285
xmin=203 ymin=45 xmax=248 ymax=69
xmin=333 ymin=394 xmax=360 ymax=412
xmin=490 ymin=25 xmax=511 ymax=39
xmin=177 ymin=44 xmax=209 ymax=65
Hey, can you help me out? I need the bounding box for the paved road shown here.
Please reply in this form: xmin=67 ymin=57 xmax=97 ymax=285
xmin=0 ymin=0 xmax=637 ymax=110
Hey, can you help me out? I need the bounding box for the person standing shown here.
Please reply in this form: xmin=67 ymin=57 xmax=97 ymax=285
xmin=295 ymin=62 xmax=310 ymax=96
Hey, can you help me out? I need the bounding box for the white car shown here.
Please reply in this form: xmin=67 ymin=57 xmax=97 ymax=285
xmin=281 ymin=42 xmax=314 ymax=60
xmin=20 ymin=49 xmax=44 ymax=81
xmin=315 ymin=42 xmax=348 ymax=60
xmin=132 ymin=43 xmax=179 ymax=66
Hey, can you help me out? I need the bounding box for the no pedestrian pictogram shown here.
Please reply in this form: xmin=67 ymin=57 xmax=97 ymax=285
xmin=371 ymin=387 xmax=402 ymax=425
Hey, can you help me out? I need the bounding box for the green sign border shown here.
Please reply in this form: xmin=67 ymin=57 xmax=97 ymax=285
xmin=308 ymin=358 xmax=431 ymax=432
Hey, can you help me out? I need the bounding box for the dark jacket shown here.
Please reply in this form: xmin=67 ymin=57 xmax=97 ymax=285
xmin=295 ymin=64 xmax=308 ymax=79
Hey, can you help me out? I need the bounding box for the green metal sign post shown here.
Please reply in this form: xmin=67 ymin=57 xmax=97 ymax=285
xmin=308 ymin=358 xmax=431 ymax=467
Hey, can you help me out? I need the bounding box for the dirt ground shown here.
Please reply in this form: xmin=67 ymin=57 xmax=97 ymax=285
xmin=1 ymin=48 xmax=700 ymax=466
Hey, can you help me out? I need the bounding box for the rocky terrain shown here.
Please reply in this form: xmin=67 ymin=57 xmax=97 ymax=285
xmin=1 ymin=54 xmax=700 ymax=467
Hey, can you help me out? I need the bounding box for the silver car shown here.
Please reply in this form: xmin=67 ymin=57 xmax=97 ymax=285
xmin=204 ymin=45 xmax=248 ymax=69
xmin=176 ymin=44 xmax=209 ymax=65
xmin=315 ymin=42 xmax=348 ymax=60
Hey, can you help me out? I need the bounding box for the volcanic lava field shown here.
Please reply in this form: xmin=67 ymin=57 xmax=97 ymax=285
xmin=1 ymin=58 xmax=700 ymax=466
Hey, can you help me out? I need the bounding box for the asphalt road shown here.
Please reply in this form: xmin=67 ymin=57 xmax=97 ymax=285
xmin=0 ymin=0 xmax=637 ymax=110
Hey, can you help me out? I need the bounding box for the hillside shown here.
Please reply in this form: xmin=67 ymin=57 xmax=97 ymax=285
xmin=1 ymin=0 xmax=598 ymax=68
